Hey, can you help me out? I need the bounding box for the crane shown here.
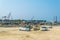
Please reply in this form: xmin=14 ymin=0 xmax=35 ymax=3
xmin=2 ymin=12 xmax=11 ymax=20
xmin=7 ymin=12 xmax=11 ymax=20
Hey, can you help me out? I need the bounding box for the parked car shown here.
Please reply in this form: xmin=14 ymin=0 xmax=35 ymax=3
xmin=40 ymin=25 xmax=48 ymax=31
xmin=19 ymin=25 xmax=30 ymax=31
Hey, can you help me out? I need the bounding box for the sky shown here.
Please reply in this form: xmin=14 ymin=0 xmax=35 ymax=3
xmin=0 ymin=0 xmax=60 ymax=21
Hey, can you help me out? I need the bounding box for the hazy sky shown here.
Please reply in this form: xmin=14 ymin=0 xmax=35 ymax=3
xmin=0 ymin=0 xmax=60 ymax=21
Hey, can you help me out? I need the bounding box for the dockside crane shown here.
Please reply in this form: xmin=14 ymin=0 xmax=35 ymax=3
xmin=2 ymin=12 xmax=11 ymax=20
xmin=7 ymin=12 xmax=11 ymax=20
